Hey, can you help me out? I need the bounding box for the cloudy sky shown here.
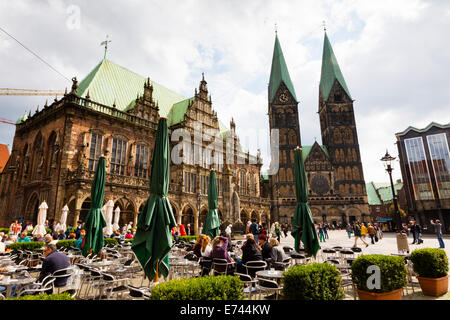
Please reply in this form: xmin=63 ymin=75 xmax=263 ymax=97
xmin=1 ymin=0 xmax=449 ymax=183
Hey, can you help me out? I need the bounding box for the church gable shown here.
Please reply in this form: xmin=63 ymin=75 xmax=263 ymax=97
xmin=304 ymin=142 xmax=332 ymax=171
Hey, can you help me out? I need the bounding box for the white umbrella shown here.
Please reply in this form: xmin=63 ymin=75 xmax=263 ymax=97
xmin=113 ymin=206 xmax=120 ymax=232
xmin=55 ymin=205 xmax=69 ymax=234
xmin=33 ymin=201 xmax=48 ymax=236
xmin=103 ymin=199 xmax=114 ymax=237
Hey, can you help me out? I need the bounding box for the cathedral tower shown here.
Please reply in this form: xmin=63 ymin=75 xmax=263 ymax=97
xmin=268 ymin=34 xmax=301 ymax=224
xmin=318 ymin=32 xmax=368 ymax=204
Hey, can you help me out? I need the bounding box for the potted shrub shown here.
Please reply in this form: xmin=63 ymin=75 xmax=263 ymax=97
xmin=409 ymin=248 xmax=449 ymax=296
xmin=351 ymin=255 xmax=407 ymax=300
xmin=281 ymin=263 xmax=344 ymax=300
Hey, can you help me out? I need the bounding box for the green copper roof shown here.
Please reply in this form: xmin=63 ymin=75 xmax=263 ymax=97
xmin=302 ymin=144 xmax=330 ymax=163
xmin=167 ymin=97 xmax=195 ymax=126
xmin=319 ymin=32 xmax=352 ymax=101
xmin=16 ymin=111 xmax=28 ymax=124
xmin=269 ymin=35 xmax=297 ymax=103
xmin=366 ymin=182 xmax=382 ymax=205
xmin=76 ymin=59 xmax=186 ymax=117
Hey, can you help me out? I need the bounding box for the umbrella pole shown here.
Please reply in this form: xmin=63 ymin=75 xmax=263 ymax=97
xmin=153 ymin=262 xmax=159 ymax=282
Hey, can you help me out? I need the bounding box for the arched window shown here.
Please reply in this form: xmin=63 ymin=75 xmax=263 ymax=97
xmin=134 ymin=145 xmax=149 ymax=178
xmin=32 ymin=132 xmax=44 ymax=181
xmin=88 ymin=133 xmax=103 ymax=171
xmin=240 ymin=170 xmax=247 ymax=195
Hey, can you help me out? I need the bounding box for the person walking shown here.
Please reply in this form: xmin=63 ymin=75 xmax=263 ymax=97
xmin=323 ymin=223 xmax=329 ymax=240
xmin=414 ymin=222 xmax=423 ymax=244
xmin=430 ymin=219 xmax=445 ymax=248
xmin=274 ymin=222 xmax=281 ymax=242
xmin=281 ymin=224 xmax=288 ymax=238
xmin=318 ymin=224 xmax=326 ymax=243
xmin=361 ymin=223 xmax=368 ymax=240
xmin=367 ymin=223 xmax=376 ymax=244
xmin=353 ymin=222 xmax=369 ymax=248
xmin=410 ymin=221 xmax=417 ymax=244
xmin=346 ymin=224 xmax=353 ymax=239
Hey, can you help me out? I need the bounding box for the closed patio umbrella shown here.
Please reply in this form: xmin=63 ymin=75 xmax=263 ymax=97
xmin=33 ymin=201 xmax=48 ymax=236
xmin=291 ymin=147 xmax=320 ymax=257
xmin=82 ymin=156 xmax=107 ymax=257
xmin=132 ymin=118 xmax=177 ymax=281
xmin=55 ymin=204 xmax=69 ymax=234
xmin=202 ymin=170 xmax=221 ymax=240
xmin=103 ymin=199 xmax=114 ymax=237
xmin=113 ymin=207 xmax=120 ymax=232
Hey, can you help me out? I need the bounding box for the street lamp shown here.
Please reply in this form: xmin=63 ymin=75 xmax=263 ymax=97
xmin=380 ymin=150 xmax=402 ymax=232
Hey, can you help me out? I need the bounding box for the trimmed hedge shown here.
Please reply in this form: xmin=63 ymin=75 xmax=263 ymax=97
xmin=281 ymin=263 xmax=344 ymax=300
xmin=6 ymin=241 xmax=45 ymax=251
xmin=409 ymin=248 xmax=449 ymax=278
xmin=351 ymin=254 xmax=407 ymax=293
xmin=176 ymin=235 xmax=198 ymax=242
xmin=6 ymin=238 xmax=118 ymax=252
xmin=6 ymin=293 xmax=75 ymax=300
xmin=150 ymin=275 xmax=244 ymax=300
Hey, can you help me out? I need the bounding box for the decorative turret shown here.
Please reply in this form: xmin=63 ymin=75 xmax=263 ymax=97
xmin=198 ymin=73 xmax=209 ymax=100
xmin=143 ymin=77 xmax=154 ymax=102
xmin=230 ymin=117 xmax=236 ymax=132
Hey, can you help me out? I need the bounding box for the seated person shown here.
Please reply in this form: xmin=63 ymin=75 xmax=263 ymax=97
xmin=57 ymin=229 xmax=66 ymax=240
xmin=211 ymin=236 xmax=235 ymax=274
xmin=33 ymin=234 xmax=44 ymax=242
xmin=18 ymin=232 xmax=31 ymax=243
xmin=50 ymin=233 xmax=59 ymax=245
xmin=75 ymin=230 xmax=86 ymax=249
xmin=269 ymin=238 xmax=287 ymax=269
xmin=193 ymin=234 xmax=212 ymax=258
xmin=236 ymin=234 xmax=263 ymax=274
xmin=38 ymin=244 xmax=70 ymax=289
xmin=257 ymin=234 xmax=276 ymax=267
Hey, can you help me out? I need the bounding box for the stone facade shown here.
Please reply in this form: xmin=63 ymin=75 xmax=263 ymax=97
xmin=0 ymin=76 xmax=270 ymax=233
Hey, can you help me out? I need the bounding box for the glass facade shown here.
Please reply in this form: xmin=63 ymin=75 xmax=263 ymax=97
xmin=404 ymin=137 xmax=434 ymax=200
xmin=427 ymin=133 xmax=450 ymax=199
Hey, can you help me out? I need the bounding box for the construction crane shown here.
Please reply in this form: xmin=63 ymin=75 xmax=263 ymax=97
xmin=0 ymin=88 xmax=65 ymax=96
xmin=0 ymin=117 xmax=15 ymax=125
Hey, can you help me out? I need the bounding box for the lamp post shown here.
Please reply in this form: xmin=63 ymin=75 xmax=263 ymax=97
xmin=380 ymin=150 xmax=402 ymax=232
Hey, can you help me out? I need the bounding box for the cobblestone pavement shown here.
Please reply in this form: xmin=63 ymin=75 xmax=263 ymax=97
xmin=277 ymin=229 xmax=450 ymax=300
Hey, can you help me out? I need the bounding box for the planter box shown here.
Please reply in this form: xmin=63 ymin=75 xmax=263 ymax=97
xmin=357 ymin=288 xmax=403 ymax=300
xmin=417 ymin=275 xmax=449 ymax=297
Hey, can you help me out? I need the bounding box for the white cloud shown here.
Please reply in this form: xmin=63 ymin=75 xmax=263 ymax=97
xmin=0 ymin=0 xmax=449 ymax=186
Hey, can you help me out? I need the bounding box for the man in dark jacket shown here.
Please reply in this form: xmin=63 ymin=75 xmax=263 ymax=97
xmin=38 ymin=244 xmax=70 ymax=288
xmin=257 ymin=234 xmax=276 ymax=266
xmin=249 ymin=219 xmax=259 ymax=242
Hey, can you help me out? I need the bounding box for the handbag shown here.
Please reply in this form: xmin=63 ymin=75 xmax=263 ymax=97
xmin=375 ymin=235 xmax=378 ymax=242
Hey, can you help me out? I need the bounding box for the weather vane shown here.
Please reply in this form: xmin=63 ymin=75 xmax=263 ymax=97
xmin=322 ymin=20 xmax=326 ymax=32
xmin=100 ymin=35 xmax=112 ymax=60
xmin=275 ymin=22 xmax=278 ymax=34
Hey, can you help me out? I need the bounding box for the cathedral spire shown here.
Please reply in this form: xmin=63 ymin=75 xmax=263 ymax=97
xmin=269 ymin=34 xmax=297 ymax=103
xmin=319 ymin=32 xmax=352 ymax=101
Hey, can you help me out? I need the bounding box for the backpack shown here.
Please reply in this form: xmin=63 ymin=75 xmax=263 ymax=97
xmin=275 ymin=225 xmax=280 ymax=235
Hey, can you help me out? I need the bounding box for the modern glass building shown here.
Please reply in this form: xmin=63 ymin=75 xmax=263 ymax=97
xmin=396 ymin=122 xmax=450 ymax=233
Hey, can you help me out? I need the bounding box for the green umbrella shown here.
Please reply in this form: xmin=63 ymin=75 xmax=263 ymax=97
xmin=82 ymin=156 xmax=107 ymax=257
xmin=132 ymin=118 xmax=177 ymax=281
xmin=202 ymin=170 xmax=221 ymax=240
xmin=291 ymin=147 xmax=320 ymax=257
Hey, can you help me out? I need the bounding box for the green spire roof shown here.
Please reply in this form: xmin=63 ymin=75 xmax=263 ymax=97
xmin=16 ymin=111 xmax=28 ymax=124
xmin=269 ymin=34 xmax=297 ymax=103
xmin=76 ymin=59 xmax=186 ymax=117
xmin=319 ymin=32 xmax=352 ymax=101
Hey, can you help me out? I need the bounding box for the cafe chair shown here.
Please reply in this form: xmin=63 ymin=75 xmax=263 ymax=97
xmin=17 ymin=276 xmax=55 ymax=296
xmin=235 ymin=272 xmax=259 ymax=300
xmin=289 ymin=252 xmax=307 ymax=266
xmin=102 ymin=272 xmax=130 ymax=300
xmin=244 ymin=261 xmax=267 ymax=278
xmin=52 ymin=266 xmax=74 ymax=293
xmin=255 ymin=277 xmax=283 ymax=300
xmin=212 ymin=258 xmax=234 ymax=276
xmin=127 ymin=285 xmax=151 ymax=300
xmin=272 ymin=257 xmax=291 ymax=271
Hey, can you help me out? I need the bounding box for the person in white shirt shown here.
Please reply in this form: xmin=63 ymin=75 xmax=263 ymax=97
xmin=225 ymin=224 xmax=232 ymax=239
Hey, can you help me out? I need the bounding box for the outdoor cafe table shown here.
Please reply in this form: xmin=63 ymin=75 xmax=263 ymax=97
xmin=87 ymin=260 xmax=121 ymax=271
xmin=255 ymin=270 xmax=284 ymax=282
xmin=168 ymin=259 xmax=199 ymax=280
xmin=0 ymin=275 xmax=36 ymax=298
